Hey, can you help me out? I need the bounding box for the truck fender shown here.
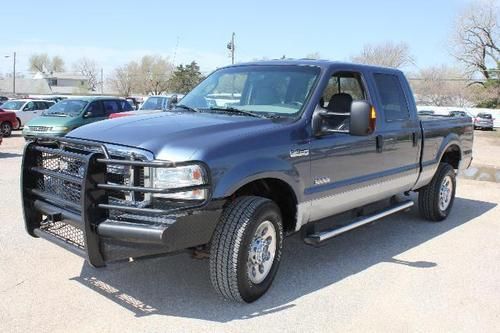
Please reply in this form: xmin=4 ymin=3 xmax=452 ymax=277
xmin=212 ymin=157 xmax=303 ymax=201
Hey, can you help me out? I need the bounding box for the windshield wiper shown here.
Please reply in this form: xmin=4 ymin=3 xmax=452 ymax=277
xmin=175 ymin=104 xmax=200 ymax=112
xmin=207 ymin=106 xmax=266 ymax=119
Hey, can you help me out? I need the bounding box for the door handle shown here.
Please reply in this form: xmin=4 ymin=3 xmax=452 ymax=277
xmin=376 ymin=135 xmax=384 ymax=153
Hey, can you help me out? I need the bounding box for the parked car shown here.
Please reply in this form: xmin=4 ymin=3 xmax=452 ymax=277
xmin=22 ymin=97 xmax=131 ymax=139
xmin=474 ymin=112 xmax=494 ymax=130
xmin=449 ymin=110 xmax=468 ymax=117
xmin=109 ymin=95 xmax=180 ymax=119
xmin=21 ymin=60 xmax=473 ymax=303
xmin=0 ymin=109 xmax=19 ymax=137
xmin=0 ymin=99 xmax=55 ymax=129
xmin=125 ymin=97 xmax=140 ymax=110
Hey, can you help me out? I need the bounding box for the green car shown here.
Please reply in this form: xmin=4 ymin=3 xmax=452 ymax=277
xmin=23 ymin=97 xmax=133 ymax=139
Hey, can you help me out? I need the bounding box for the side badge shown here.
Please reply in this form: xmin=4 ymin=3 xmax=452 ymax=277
xmin=290 ymin=149 xmax=309 ymax=158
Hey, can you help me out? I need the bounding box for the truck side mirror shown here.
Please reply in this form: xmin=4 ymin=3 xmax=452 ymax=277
xmin=83 ymin=111 xmax=93 ymax=118
xmin=349 ymin=101 xmax=375 ymax=136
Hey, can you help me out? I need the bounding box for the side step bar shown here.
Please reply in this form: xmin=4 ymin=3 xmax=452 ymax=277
xmin=304 ymin=200 xmax=414 ymax=245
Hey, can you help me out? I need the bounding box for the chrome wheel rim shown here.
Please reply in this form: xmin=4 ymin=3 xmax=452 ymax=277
xmin=439 ymin=175 xmax=453 ymax=211
xmin=247 ymin=220 xmax=276 ymax=284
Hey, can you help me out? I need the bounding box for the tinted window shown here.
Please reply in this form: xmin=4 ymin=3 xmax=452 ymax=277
xmin=373 ymin=73 xmax=409 ymax=121
xmin=478 ymin=113 xmax=492 ymax=119
xmin=102 ymin=100 xmax=120 ymax=115
xmin=35 ymin=101 xmax=47 ymax=110
xmin=87 ymin=101 xmax=105 ymax=117
xmin=120 ymin=100 xmax=133 ymax=111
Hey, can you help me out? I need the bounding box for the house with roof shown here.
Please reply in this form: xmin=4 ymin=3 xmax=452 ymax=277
xmin=0 ymin=72 xmax=91 ymax=95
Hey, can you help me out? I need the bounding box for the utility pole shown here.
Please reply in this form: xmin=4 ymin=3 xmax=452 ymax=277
xmin=227 ymin=32 xmax=235 ymax=65
xmin=4 ymin=52 xmax=16 ymax=95
xmin=100 ymin=68 xmax=104 ymax=94
xmin=13 ymin=52 xmax=16 ymax=95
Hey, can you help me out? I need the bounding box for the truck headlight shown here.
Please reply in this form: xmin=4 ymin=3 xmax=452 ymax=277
xmin=152 ymin=164 xmax=207 ymax=200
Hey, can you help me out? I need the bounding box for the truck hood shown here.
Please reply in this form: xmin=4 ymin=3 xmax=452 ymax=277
xmin=67 ymin=112 xmax=280 ymax=161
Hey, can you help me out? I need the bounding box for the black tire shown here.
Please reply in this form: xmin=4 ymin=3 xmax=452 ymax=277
xmin=418 ymin=163 xmax=456 ymax=222
xmin=209 ymin=196 xmax=283 ymax=303
xmin=1 ymin=122 xmax=12 ymax=137
xmin=16 ymin=118 xmax=21 ymax=130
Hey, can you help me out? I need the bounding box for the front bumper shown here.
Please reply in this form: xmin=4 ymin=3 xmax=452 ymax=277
xmin=22 ymin=138 xmax=222 ymax=266
xmin=23 ymin=131 xmax=68 ymax=140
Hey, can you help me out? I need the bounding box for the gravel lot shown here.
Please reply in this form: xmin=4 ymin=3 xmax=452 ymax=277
xmin=1 ymin=131 xmax=499 ymax=332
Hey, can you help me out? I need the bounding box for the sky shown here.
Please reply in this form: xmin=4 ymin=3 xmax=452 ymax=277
xmin=0 ymin=0 xmax=472 ymax=77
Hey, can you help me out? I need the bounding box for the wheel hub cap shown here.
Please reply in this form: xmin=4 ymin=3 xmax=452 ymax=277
xmin=247 ymin=220 xmax=276 ymax=284
xmin=439 ymin=175 xmax=453 ymax=211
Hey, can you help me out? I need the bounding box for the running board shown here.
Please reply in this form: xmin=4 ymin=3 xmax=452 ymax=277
xmin=303 ymin=200 xmax=414 ymax=245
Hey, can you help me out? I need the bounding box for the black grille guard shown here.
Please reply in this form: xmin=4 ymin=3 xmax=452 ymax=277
xmin=22 ymin=137 xmax=212 ymax=267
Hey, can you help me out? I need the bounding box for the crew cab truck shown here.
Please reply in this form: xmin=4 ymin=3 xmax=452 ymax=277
xmin=21 ymin=60 xmax=473 ymax=303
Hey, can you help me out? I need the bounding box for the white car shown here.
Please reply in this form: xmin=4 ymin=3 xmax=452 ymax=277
xmin=0 ymin=99 xmax=55 ymax=129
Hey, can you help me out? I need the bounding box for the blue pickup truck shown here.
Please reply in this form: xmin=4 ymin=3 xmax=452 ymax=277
xmin=21 ymin=60 xmax=473 ymax=302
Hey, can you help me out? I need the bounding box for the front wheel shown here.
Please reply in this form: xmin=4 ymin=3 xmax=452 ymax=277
xmin=418 ymin=163 xmax=456 ymax=221
xmin=209 ymin=196 xmax=283 ymax=303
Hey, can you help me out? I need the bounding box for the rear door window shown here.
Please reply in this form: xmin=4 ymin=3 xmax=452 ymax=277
xmin=373 ymin=73 xmax=410 ymax=121
xmin=102 ymin=100 xmax=120 ymax=116
xmin=120 ymin=100 xmax=133 ymax=111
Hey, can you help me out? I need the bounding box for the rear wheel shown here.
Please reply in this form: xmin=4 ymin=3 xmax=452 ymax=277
xmin=1 ymin=122 xmax=12 ymax=137
xmin=16 ymin=118 xmax=21 ymax=130
xmin=418 ymin=163 xmax=456 ymax=221
xmin=209 ymin=196 xmax=283 ymax=303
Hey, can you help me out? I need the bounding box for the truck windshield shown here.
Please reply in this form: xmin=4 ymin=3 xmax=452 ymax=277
xmin=44 ymin=100 xmax=88 ymax=117
xmin=179 ymin=65 xmax=320 ymax=118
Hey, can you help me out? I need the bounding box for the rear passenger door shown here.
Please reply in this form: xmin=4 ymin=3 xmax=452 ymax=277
xmin=370 ymin=72 xmax=420 ymax=185
xmin=102 ymin=100 xmax=121 ymax=117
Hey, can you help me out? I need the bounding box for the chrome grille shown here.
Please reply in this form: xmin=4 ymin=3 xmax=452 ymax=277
xmin=29 ymin=126 xmax=52 ymax=132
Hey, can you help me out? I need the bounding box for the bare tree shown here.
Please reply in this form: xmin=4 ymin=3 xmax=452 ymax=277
xmin=108 ymin=62 xmax=139 ymax=96
xmin=351 ymin=41 xmax=414 ymax=68
xmin=29 ymin=53 xmax=50 ymax=72
xmin=137 ymin=55 xmax=175 ymax=95
xmin=29 ymin=53 xmax=66 ymax=73
xmin=451 ymin=0 xmax=499 ymax=80
xmin=51 ymin=56 xmax=65 ymax=72
xmin=410 ymin=65 xmax=473 ymax=107
xmin=73 ymin=58 xmax=100 ymax=91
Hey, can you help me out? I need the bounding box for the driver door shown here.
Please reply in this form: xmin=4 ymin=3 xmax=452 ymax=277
xmin=307 ymin=69 xmax=386 ymax=221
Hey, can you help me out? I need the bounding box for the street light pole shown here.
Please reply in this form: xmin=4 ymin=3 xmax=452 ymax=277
xmin=4 ymin=52 xmax=16 ymax=95
xmin=12 ymin=52 xmax=16 ymax=95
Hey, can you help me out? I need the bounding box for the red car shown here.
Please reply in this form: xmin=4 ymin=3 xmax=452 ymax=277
xmin=0 ymin=109 xmax=19 ymax=137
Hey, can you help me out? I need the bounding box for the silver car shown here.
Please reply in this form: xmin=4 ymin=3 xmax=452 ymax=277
xmin=474 ymin=113 xmax=494 ymax=130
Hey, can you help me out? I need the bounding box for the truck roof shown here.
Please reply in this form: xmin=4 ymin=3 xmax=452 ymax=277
xmin=223 ymin=59 xmax=403 ymax=74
